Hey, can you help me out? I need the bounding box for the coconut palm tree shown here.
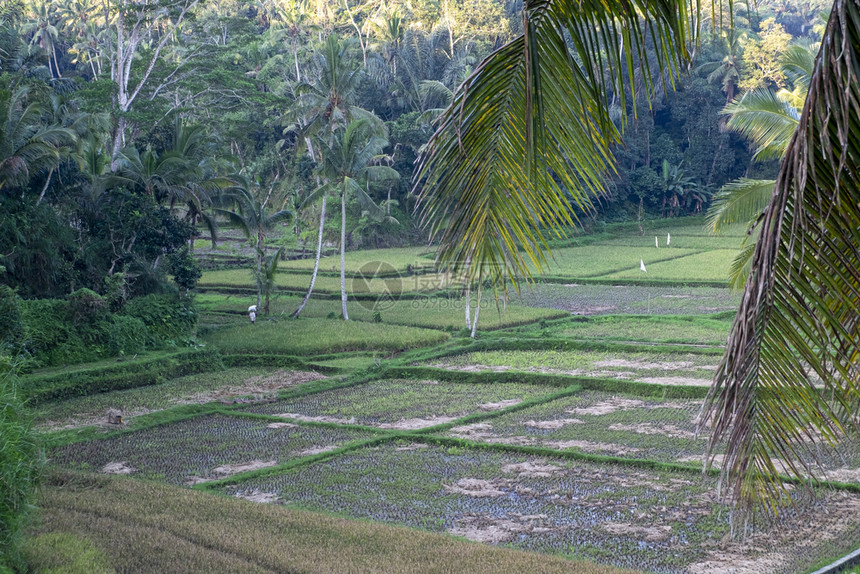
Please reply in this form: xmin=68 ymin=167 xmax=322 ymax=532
xmin=291 ymin=33 xmax=386 ymax=319
xmin=697 ymin=29 xmax=745 ymax=106
xmin=0 ymin=87 xmax=74 ymax=194
xmin=311 ymin=118 xmax=398 ymax=320
xmin=700 ymin=0 xmax=860 ymax=524
xmin=214 ymin=183 xmax=293 ymax=314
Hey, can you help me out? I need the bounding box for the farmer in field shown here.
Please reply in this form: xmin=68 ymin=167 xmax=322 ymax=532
xmin=248 ymin=305 xmax=257 ymax=324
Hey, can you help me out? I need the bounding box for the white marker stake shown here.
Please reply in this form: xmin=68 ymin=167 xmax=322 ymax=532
xmin=640 ymin=259 xmax=647 ymax=273
xmin=655 ymin=236 xmax=659 ymax=248
xmin=667 ymin=232 xmax=671 ymax=246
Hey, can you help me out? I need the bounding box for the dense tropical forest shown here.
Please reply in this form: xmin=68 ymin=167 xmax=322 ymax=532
xmin=0 ymin=0 xmax=828 ymax=301
xmin=3 ymin=0 xmax=856 ymax=570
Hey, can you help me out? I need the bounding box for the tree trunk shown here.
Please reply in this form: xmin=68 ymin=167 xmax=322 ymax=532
xmin=465 ymin=281 xmax=472 ymax=330
xmin=470 ymin=283 xmax=482 ymax=338
xmin=340 ymin=184 xmax=349 ymax=320
xmin=256 ymin=231 xmax=263 ymax=310
xmin=293 ymin=193 xmax=326 ymax=318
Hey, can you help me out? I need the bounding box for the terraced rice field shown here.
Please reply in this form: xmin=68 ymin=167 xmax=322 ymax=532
xmin=39 ymin=219 xmax=860 ymax=574
xmin=222 ymin=442 xmax=860 ymax=574
xmin=446 ymin=391 xmax=705 ymax=461
xmin=32 ymin=368 xmax=327 ymax=430
xmin=49 ymin=414 xmax=378 ymax=486
xmin=427 ymin=350 xmax=720 ymax=387
xmin=240 ymin=378 xmax=559 ymax=429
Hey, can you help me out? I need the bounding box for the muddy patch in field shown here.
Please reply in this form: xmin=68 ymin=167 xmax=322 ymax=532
xmin=478 ymin=399 xmax=522 ymax=411
xmin=602 ymin=522 xmax=672 ymax=542
xmin=212 ymin=460 xmax=278 ymax=477
xmin=567 ymin=305 xmax=617 ymax=315
xmin=275 ymin=413 xmax=357 ymax=425
xmin=189 ymin=370 xmax=327 ymax=404
xmin=607 ymin=423 xmax=698 ymax=440
xmin=101 ymin=462 xmax=135 ymax=475
xmin=395 ymin=443 xmax=429 ymax=451
xmin=686 ymin=491 xmax=860 ymax=574
xmin=449 ymin=422 xmax=497 ymax=440
xmin=595 ymin=358 xmax=697 ymax=370
xmin=549 ymin=440 xmax=642 ymax=456
xmin=298 ymin=445 xmax=340 ymax=456
xmin=823 ymin=467 xmax=860 ymax=483
xmin=443 ymin=478 xmax=506 ymax=497
xmin=568 ymin=397 xmax=644 ymax=416
xmin=639 ymin=376 xmax=713 ymax=386
xmin=266 ymin=422 xmax=297 ymax=429
xmin=502 ymin=461 xmax=563 ymax=478
xmin=448 ymin=513 xmax=560 ymax=543
xmin=524 ymin=418 xmax=584 ymax=429
xmin=377 ymin=416 xmax=457 ymax=430
xmin=235 ymin=490 xmax=279 ymax=503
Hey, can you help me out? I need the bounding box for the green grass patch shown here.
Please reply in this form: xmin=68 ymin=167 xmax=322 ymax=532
xmin=197 ymin=293 xmax=566 ymax=332
xmin=238 ymin=378 xmax=559 ymax=428
xmin=198 ymin=268 xmax=456 ymax=294
xmin=528 ymin=246 xmax=701 ymax=279
xmin=33 ymin=469 xmax=638 ymax=574
xmin=203 ymin=318 xmax=449 ymax=355
xmin=279 ymin=246 xmax=436 ymax=274
xmin=601 ymin=250 xmax=738 ymax=283
xmin=306 ymin=355 xmax=381 ymax=372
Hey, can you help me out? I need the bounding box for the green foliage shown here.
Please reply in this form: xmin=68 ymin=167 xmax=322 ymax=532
xmin=0 ymin=369 xmax=42 ymax=572
xmin=168 ymin=247 xmax=202 ymax=293
xmin=0 ymin=285 xmax=23 ymax=349
xmin=122 ymin=294 xmax=198 ymax=346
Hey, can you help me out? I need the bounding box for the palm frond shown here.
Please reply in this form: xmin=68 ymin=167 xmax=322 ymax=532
xmin=706 ymin=178 xmax=775 ymax=233
xmin=701 ymin=0 xmax=860 ymax=524
xmin=415 ymin=0 xmax=694 ymax=287
xmin=723 ymin=89 xmax=799 ymax=162
xmin=727 ymin=234 xmax=757 ymax=291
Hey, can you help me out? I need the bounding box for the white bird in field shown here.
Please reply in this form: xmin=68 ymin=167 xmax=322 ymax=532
xmin=667 ymin=232 xmax=671 ymax=246
xmin=640 ymin=259 xmax=647 ymax=273
xmin=655 ymin=236 xmax=659 ymax=248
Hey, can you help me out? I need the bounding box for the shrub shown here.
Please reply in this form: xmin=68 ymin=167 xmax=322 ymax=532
xmin=0 ymin=367 xmax=42 ymax=572
xmin=104 ymin=315 xmax=148 ymax=356
xmin=123 ymin=294 xmax=197 ymax=346
xmin=0 ymin=286 xmax=23 ymax=349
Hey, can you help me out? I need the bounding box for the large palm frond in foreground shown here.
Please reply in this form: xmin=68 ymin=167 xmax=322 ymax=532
xmin=414 ymin=0 xmax=696 ymax=288
xmin=700 ymin=0 xmax=860 ymax=524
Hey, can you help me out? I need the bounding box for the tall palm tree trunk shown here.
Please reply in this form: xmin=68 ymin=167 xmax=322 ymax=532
xmin=470 ymin=283 xmax=482 ymax=338
xmin=256 ymin=230 xmax=263 ymax=310
xmin=340 ymin=184 xmax=349 ymax=320
xmin=292 ymin=194 xmax=327 ymax=318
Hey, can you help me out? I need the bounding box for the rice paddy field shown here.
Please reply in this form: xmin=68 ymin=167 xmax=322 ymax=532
xmin=426 ymin=349 xmax=721 ymax=387
xmin=33 ymin=217 xmax=860 ymax=574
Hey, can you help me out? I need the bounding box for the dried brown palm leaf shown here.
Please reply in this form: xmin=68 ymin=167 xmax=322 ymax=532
xmin=701 ymin=0 xmax=860 ymax=527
